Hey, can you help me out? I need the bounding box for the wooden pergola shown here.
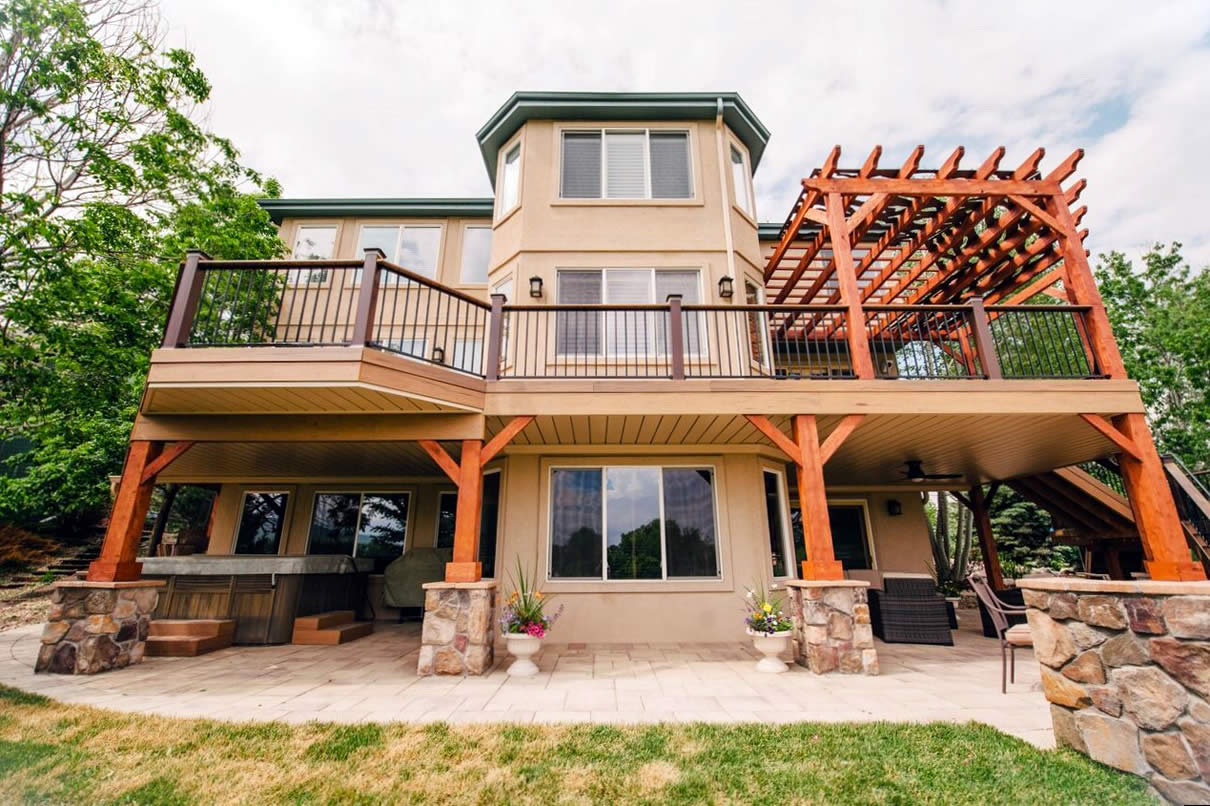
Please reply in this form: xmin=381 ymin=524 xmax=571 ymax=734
xmin=750 ymin=146 xmax=1206 ymax=583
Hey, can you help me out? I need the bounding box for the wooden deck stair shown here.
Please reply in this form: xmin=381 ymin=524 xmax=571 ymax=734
xmin=146 ymin=619 xmax=235 ymax=657
xmin=291 ymin=610 xmax=373 ymax=645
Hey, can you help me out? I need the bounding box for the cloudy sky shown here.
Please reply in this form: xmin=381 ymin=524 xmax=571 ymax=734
xmin=160 ymin=0 xmax=1210 ymax=266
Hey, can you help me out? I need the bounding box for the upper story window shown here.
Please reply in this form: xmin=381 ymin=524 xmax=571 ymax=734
xmin=730 ymin=144 xmax=755 ymax=218
xmin=292 ymin=225 xmax=338 ymax=260
xmin=560 ymin=129 xmax=692 ymax=200
xmin=498 ymin=143 xmax=522 ymax=215
xmin=357 ymin=225 xmax=442 ymax=279
xmin=459 ymin=226 xmax=492 ymax=285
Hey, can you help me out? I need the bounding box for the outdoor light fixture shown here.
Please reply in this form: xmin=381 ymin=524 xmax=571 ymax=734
xmin=529 ymin=276 xmax=544 ymax=298
xmin=718 ymin=275 xmax=735 ymax=298
xmin=886 ymin=499 xmax=903 ymax=517
xmin=432 ymin=346 xmax=445 ymax=364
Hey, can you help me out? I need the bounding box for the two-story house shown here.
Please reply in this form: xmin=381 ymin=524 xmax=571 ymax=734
xmin=65 ymin=92 xmax=1206 ymax=670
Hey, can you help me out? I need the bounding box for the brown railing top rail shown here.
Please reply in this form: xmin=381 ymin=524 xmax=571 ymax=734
xmin=378 ymin=260 xmax=491 ymax=308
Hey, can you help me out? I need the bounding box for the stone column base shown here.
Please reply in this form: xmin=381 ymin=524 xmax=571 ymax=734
xmin=418 ymin=580 xmax=496 ymax=676
xmin=785 ymin=579 xmax=878 ymax=675
xmin=1020 ymin=577 xmax=1210 ymax=804
xmin=35 ymin=580 xmax=163 ymax=675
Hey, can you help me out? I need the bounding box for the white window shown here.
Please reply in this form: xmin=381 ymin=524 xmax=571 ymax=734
xmin=452 ymin=338 xmax=483 ymax=374
xmin=356 ymin=225 xmax=442 ymax=279
xmin=548 ymin=466 xmax=720 ymax=580
xmin=492 ymin=276 xmax=514 ymax=302
xmin=289 ymin=225 xmax=337 ymax=283
xmin=555 ymin=268 xmax=702 ymax=356
xmin=384 ymin=337 xmax=427 ymax=358
xmin=730 ymin=144 xmax=755 ymax=218
xmin=499 ymin=144 xmax=521 ymax=214
xmin=459 ymin=227 xmax=492 ymax=285
xmin=307 ymin=491 xmax=411 ymax=571
xmin=762 ymin=469 xmax=795 ymax=577
xmin=560 ymin=129 xmax=692 ymax=200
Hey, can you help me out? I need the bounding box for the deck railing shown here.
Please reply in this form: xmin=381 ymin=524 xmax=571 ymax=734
xmin=162 ymin=253 xmax=1105 ymax=383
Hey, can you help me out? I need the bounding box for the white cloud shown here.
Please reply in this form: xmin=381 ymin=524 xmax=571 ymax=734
xmin=161 ymin=0 xmax=1210 ymax=266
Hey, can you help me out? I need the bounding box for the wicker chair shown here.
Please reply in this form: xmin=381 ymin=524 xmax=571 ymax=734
xmin=969 ymin=575 xmax=1033 ymax=693
xmin=868 ymin=573 xmax=954 ymax=646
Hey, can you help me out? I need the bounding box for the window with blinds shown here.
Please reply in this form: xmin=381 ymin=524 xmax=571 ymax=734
xmin=560 ymin=130 xmax=692 ymax=200
xmin=555 ymin=268 xmax=701 ymax=356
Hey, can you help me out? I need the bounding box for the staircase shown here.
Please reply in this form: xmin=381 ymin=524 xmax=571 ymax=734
xmin=1163 ymin=455 xmax=1210 ymax=568
xmin=292 ymin=610 xmax=373 ymax=645
xmin=0 ymin=534 xmax=105 ymax=590
xmin=146 ymin=619 xmax=235 ymax=657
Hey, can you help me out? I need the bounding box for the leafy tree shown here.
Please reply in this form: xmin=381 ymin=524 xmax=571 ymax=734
xmin=1096 ymin=243 xmax=1210 ymax=471
xmin=988 ymin=487 xmax=1078 ymax=577
xmin=0 ymin=0 xmax=284 ymax=532
xmin=924 ymin=491 xmax=973 ymax=594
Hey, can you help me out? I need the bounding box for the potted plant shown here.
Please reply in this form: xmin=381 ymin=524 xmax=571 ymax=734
xmin=744 ymin=585 xmax=794 ymax=673
xmin=499 ymin=559 xmax=562 ymax=677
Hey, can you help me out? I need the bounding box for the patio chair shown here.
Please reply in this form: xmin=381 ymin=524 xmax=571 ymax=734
xmin=969 ymin=575 xmax=1033 ymax=693
xmin=868 ymin=572 xmax=954 ymax=646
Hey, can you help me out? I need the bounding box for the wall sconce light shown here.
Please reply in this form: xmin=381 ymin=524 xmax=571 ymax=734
xmin=529 ymin=276 xmax=544 ymax=298
xmin=886 ymin=499 xmax=903 ymax=517
xmin=718 ymin=275 xmax=735 ymax=298
xmin=432 ymin=346 xmax=445 ymax=364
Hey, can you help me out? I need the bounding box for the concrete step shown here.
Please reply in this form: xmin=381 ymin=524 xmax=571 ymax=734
xmin=292 ymin=621 xmax=373 ymax=646
xmin=293 ymin=610 xmax=354 ymax=631
xmin=146 ymin=632 xmax=234 ymax=657
xmin=149 ymin=619 xmax=235 ymax=638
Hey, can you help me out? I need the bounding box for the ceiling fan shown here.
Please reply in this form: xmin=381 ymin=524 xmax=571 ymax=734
xmin=901 ymin=460 xmax=963 ymax=483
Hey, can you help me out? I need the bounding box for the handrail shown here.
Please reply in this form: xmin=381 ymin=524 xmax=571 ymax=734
xmin=159 ymin=255 xmax=1112 ymax=384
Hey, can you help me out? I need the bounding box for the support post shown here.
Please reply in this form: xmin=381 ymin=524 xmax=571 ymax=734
xmin=793 ymin=414 xmax=844 ymax=580
xmin=484 ymin=293 xmax=505 ymax=381
xmin=446 ymin=439 xmax=484 ymax=583
xmin=88 ymin=441 xmax=164 ymax=582
xmin=351 ymin=247 xmax=385 ymax=347
xmin=967 ymin=298 xmax=1003 ymax=379
xmin=161 ymin=250 xmax=210 ymax=348
xmin=969 ymin=484 xmax=1005 ymax=591
xmin=824 ymin=193 xmax=875 ymax=378
xmin=666 ymin=294 xmax=685 ymax=380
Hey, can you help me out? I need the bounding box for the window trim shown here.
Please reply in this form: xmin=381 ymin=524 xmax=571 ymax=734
xmin=495 ymin=137 xmax=523 ymax=222
xmin=303 ymin=489 xmax=413 ymax=559
xmin=353 ymin=221 xmax=446 ymax=283
xmin=761 ymin=465 xmax=797 ymax=580
xmin=824 ymin=497 xmax=880 ymax=572
xmin=545 ymin=462 xmax=722 ymax=583
xmin=554 ymin=125 xmax=700 ymax=206
xmin=554 ymin=267 xmax=706 ymax=359
xmin=728 ymin=139 xmax=757 ymax=224
xmin=232 ymin=489 xmax=292 ymax=556
xmin=286 ymin=221 xmax=343 ymax=286
xmin=459 ymin=224 xmax=493 ymax=286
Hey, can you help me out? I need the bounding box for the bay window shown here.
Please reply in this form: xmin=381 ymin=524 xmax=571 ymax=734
xmin=561 ymin=129 xmax=692 ymax=200
xmin=549 ymin=465 xmax=719 ymax=580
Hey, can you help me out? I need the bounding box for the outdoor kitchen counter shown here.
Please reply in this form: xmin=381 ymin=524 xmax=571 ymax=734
xmin=140 ymin=554 xmax=373 ymax=645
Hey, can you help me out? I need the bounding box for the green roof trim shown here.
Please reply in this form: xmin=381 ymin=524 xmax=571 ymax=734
xmin=476 ymin=92 xmax=771 ymax=188
xmin=258 ymin=198 xmax=494 ymax=223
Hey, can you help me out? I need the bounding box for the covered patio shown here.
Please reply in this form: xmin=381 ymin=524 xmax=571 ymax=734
xmin=0 ymin=619 xmax=1053 ymax=747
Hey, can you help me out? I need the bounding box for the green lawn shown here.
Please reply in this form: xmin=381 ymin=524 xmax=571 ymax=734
xmin=0 ymin=685 xmax=1151 ymax=805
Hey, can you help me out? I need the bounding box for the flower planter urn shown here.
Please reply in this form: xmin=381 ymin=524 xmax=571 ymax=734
xmin=504 ymin=633 xmax=542 ymax=676
xmin=747 ymin=629 xmax=791 ymax=673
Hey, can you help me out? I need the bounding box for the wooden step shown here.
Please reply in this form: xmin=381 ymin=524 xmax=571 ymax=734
xmin=293 ymin=610 xmax=354 ymax=631
xmin=292 ymin=621 xmax=373 ymax=646
xmin=149 ymin=619 xmax=235 ymax=638
xmin=146 ymin=632 xmax=234 ymax=657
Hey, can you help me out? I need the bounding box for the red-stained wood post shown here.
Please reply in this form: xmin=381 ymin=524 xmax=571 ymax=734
xmin=792 ymin=414 xmax=845 ymax=580
xmin=161 ymin=250 xmax=210 ymax=348
xmin=969 ymin=484 xmax=1005 ymax=591
xmin=445 ymin=439 xmax=485 ymax=583
xmin=87 ymin=441 xmax=164 ymax=582
xmin=824 ymin=193 xmax=875 ymax=379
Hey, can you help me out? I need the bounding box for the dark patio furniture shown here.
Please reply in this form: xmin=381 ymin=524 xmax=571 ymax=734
xmin=969 ymin=575 xmax=1033 ymax=693
xmin=976 ymin=585 xmax=1027 ymax=637
xmin=868 ymin=574 xmax=954 ymax=645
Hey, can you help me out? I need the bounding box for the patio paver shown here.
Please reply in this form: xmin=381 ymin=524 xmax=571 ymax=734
xmin=0 ymin=617 xmax=1053 ymax=747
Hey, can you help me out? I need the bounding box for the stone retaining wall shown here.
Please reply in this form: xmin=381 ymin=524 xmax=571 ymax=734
xmin=785 ymin=580 xmax=878 ymax=675
xmin=1019 ymin=577 xmax=1210 ymax=804
xmin=35 ymin=580 xmax=163 ymax=675
xmin=418 ymin=580 xmax=496 ymax=676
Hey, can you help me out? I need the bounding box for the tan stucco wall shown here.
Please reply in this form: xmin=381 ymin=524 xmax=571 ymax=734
xmin=195 ymin=452 xmax=933 ymax=641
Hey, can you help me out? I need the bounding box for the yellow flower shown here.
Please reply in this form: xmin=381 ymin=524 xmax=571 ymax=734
xmin=534 ymin=591 xmax=544 ymax=600
xmin=762 ymin=602 xmax=773 ymax=614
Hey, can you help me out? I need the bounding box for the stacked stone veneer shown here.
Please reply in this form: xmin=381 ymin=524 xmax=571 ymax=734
xmin=1019 ymin=578 xmax=1210 ymax=804
xmin=418 ymin=580 xmax=496 ymax=676
xmin=35 ymin=580 xmax=162 ymax=675
xmin=785 ymin=580 xmax=879 ymax=675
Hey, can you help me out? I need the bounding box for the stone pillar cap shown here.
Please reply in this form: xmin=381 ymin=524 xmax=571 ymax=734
xmin=1016 ymin=577 xmax=1210 ymax=595
xmin=780 ymin=579 xmax=870 ymax=589
xmin=422 ymin=580 xmax=498 ymax=590
xmin=53 ymin=580 xmax=166 ymax=590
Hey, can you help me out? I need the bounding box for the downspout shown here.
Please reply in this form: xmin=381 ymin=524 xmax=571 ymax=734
xmin=714 ymin=97 xmax=738 ymax=300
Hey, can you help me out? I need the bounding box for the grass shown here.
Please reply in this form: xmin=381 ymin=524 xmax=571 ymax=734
xmin=0 ymin=685 xmax=1153 ymax=805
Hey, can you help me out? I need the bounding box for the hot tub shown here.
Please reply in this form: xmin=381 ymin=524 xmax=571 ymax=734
xmin=140 ymin=555 xmax=374 ymax=645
